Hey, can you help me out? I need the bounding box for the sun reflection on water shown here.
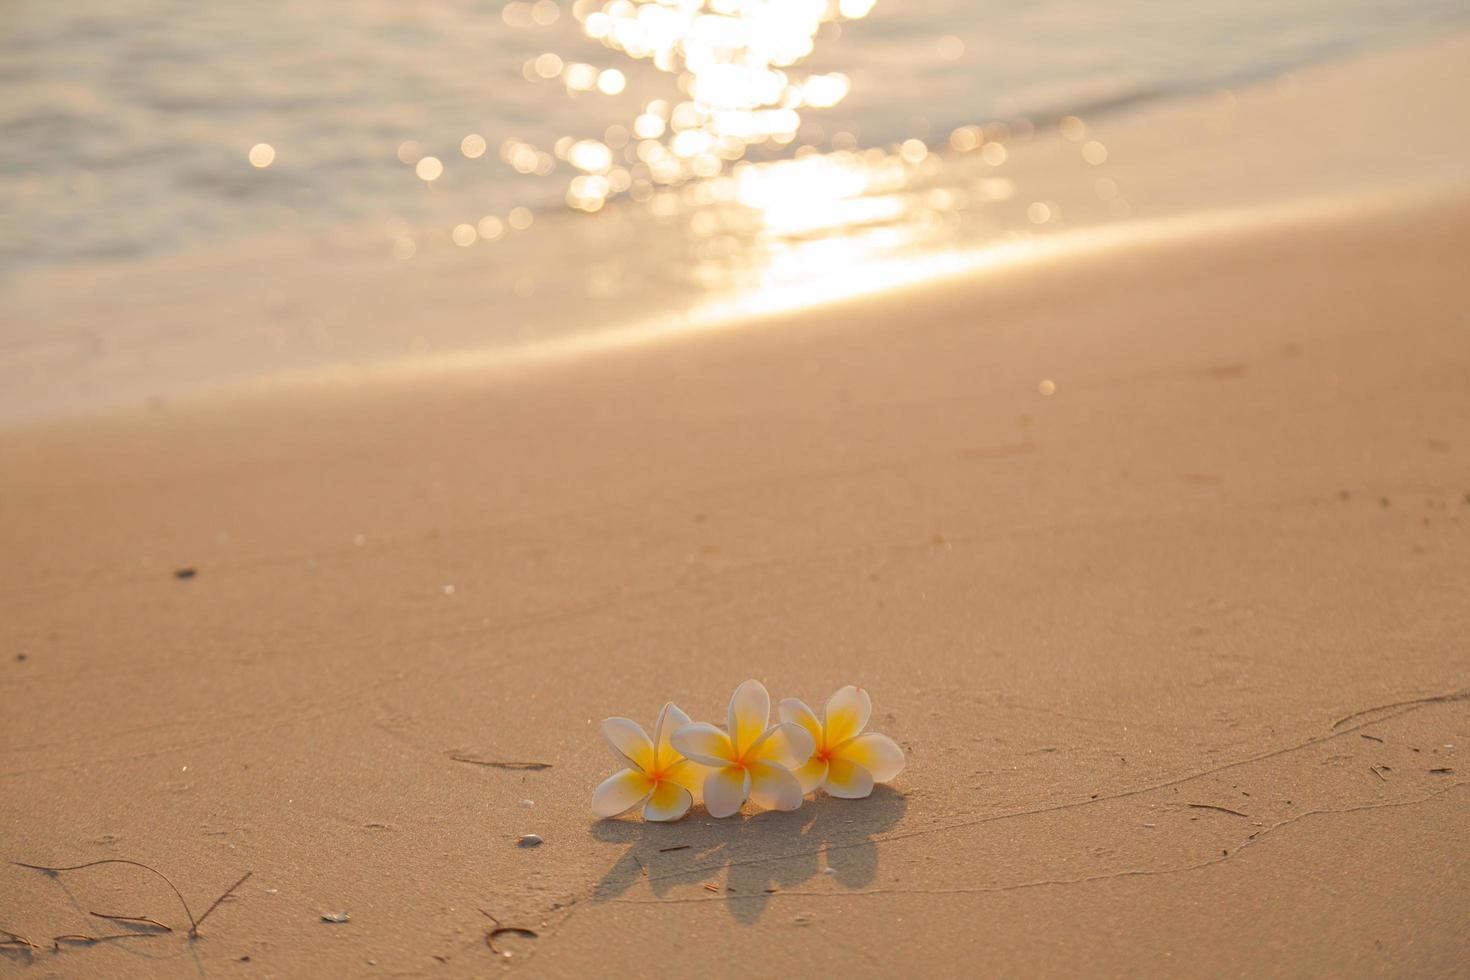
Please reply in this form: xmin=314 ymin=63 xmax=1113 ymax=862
xmin=489 ymin=0 xmax=881 ymax=214
xmin=389 ymin=0 xmax=1127 ymax=337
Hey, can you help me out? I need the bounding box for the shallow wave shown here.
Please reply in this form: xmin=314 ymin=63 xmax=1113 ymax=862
xmin=3 ymin=0 xmax=1467 ymax=279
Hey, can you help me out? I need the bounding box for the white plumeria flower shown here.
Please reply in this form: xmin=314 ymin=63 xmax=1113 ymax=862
xmin=671 ymin=679 xmax=816 ymax=818
xmin=778 ymin=685 xmax=906 ymax=798
xmin=592 ymin=702 xmax=709 ymax=822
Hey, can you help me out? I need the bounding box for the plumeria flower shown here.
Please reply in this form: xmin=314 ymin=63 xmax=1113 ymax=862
xmin=778 ymin=686 xmax=906 ymax=798
xmin=672 ymin=680 xmax=815 ymax=818
xmin=592 ymin=703 xmax=709 ymax=822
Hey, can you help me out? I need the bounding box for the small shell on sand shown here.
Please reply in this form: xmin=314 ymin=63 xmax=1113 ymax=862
xmin=516 ymin=834 xmax=544 ymax=848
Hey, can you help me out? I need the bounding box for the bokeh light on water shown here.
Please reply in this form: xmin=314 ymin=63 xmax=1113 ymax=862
xmin=543 ymin=0 xmax=866 ymax=212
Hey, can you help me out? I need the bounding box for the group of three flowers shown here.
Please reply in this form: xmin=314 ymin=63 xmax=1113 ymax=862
xmin=592 ymin=680 xmax=906 ymax=822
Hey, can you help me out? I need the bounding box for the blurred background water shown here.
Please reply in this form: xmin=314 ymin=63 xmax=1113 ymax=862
xmin=4 ymin=0 xmax=1467 ymax=279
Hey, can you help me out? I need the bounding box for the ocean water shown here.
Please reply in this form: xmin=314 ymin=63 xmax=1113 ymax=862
xmin=4 ymin=0 xmax=1467 ymax=278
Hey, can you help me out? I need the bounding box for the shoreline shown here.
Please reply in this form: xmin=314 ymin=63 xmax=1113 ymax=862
xmin=3 ymin=31 xmax=1470 ymax=423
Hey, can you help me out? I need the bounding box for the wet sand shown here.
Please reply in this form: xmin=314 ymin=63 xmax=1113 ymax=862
xmin=3 ymin=42 xmax=1469 ymax=980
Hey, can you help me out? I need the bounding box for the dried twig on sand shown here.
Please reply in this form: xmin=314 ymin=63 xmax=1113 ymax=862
xmin=1185 ymin=804 xmax=1250 ymax=818
xmin=477 ymin=909 xmax=538 ymax=956
xmin=89 ymin=912 xmax=172 ymax=932
xmin=449 ymin=755 xmax=552 ymax=770
xmin=194 ymin=871 xmax=253 ymax=933
xmin=13 ymin=859 xmax=251 ymax=939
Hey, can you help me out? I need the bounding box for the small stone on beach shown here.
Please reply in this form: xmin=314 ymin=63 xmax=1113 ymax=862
xmin=517 ymin=834 xmax=543 ymax=847
xmin=321 ymin=912 xmax=350 ymax=923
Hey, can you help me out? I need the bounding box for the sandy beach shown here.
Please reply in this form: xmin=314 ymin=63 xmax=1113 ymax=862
xmin=3 ymin=33 xmax=1470 ymax=980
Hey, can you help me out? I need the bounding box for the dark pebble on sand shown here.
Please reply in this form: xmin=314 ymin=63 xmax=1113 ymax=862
xmin=174 ymin=567 xmax=198 ymax=579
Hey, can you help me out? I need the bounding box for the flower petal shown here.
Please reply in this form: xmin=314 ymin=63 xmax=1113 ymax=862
xmin=831 ymin=732 xmax=906 ymax=783
xmin=653 ymin=702 xmax=692 ymax=770
xmin=747 ymin=722 xmax=816 ymax=770
xmin=671 ymin=722 xmax=735 ymax=768
xmin=823 ymin=758 xmax=874 ymax=799
xmin=792 ymin=756 xmax=829 ymax=795
xmin=602 ymin=717 xmax=655 ymax=773
xmin=643 ymin=780 xmax=693 ymax=822
xmin=662 ymin=758 xmax=708 ymax=805
xmin=778 ymin=697 xmax=823 ymax=748
xmin=702 ymin=766 xmax=750 ymax=818
xmin=747 ymin=761 xmax=803 ymax=811
xmin=727 ymin=679 xmax=771 ymax=758
xmin=821 ymin=686 xmax=872 ymax=748
xmin=592 ymin=768 xmax=654 ymax=817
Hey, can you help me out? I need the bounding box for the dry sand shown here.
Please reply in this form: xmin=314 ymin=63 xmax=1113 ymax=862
xmin=3 ymin=41 xmax=1470 ymax=980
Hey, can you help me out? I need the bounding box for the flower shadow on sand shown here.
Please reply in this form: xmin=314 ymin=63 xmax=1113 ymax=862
xmin=590 ymin=787 xmax=908 ymax=924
